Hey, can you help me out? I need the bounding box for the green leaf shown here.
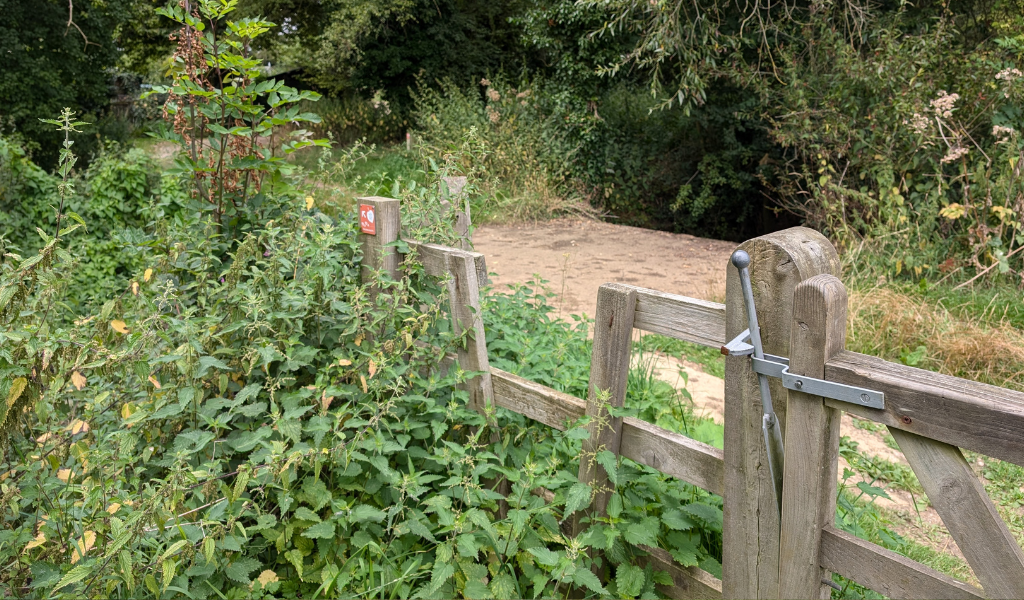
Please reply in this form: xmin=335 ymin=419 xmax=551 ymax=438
xmin=429 ymin=561 xmax=454 ymax=592
xmin=294 ymin=507 xmax=321 ymax=522
xmin=350 ymin=504 xmax=386 ymax=523
xmin=572 ymin=568 xmax=607 ymax=595
xmin=489 ymin=572 xmax=517 ymax=600
xmin=464 ymin=578 xmax=490 ymax=599
xmin=563 ymin=482 xmax=592 ymax=516
xmin=595 ymin=450 xmax=618 ymax=485
xmin=53 ymin=565 xmax=92 ymax=593
xmin=682 ymin=503 xmax=723 ymax=533
xmin=661 ymin=509 xmax=695 ymax=531
xmin=225 ymin=557 xmax=261 ymax=583
xmin=302 ymin=521 xmax=336 ymax=539
xmin=616 ymin=564 xmax=645 ymax=598
xmin=527 ymin=547 xmax=560 ymax=566
xmin=624 ymin=522 xmax=659 ymax=547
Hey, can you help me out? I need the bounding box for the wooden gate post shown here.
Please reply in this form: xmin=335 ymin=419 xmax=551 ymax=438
xmin=358 ymin=196 xmax=401 ymax=285
xmin=722 ymin=228 xmax=839 ymax=599
xmin=779 ymin=275 xmax=846 ymax=599
xmin=444 ymin=249 xmax=494 ymax=415
xmin=573 ymin=283 xmax=637 ymax=535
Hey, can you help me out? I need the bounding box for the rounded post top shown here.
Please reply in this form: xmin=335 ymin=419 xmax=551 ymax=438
xmin=731 ymin=249 xmax=751 ymax=269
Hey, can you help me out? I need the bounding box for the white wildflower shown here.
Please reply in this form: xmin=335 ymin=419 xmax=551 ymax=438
xmin=941 ymin=146 xmax=969 ymax=163
xmin=930 ymin=91 xmax=960 ymax=119
xmin=995 ymin=68 xmax=1023 ymax=81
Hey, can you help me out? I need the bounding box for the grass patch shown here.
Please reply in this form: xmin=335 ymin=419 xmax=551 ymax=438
xmin=639 ymin=333 xmax=726 ymax=378
xmin=847 ymin=284 xmax=1024 ymax=392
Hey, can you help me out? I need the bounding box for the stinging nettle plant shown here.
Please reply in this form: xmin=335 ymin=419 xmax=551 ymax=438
xmin=147 ymin=0 xmax=329 ymax=223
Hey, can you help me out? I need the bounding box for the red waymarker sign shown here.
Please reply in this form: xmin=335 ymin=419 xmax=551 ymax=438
xmin=359 ymin=204 xmax=376 ymax=235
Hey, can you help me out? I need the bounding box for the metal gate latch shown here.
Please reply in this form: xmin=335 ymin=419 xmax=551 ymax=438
xmin=724 ymin=250 xmax=885 ymax=516
xmin=722 ymin=329 xmax=885 ymax=410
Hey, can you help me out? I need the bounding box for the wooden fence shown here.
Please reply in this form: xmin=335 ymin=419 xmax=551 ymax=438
xmin=357 ymin=196 xmax=1024 ymax=599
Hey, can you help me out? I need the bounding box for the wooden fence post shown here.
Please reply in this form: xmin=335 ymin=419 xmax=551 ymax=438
xmin=779 ymin=274 xmax=846 ymax=599
xmin=573 ymin=283 xmax=637 ymax=535
xmin=722 ymin=227 xmax=839 ymax=599
xmin=444 ymin=249 xmax=494 ymax=414
xmin=358 ymin=197 xmax=401 ymax=285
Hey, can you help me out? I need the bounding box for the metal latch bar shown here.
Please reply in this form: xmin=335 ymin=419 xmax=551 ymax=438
xmin=722 ymin=329 xmax=885 ymax=410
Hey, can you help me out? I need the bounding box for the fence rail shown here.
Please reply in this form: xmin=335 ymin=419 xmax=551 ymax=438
xmin=357 ymin=196 xmax=1024 ymax=599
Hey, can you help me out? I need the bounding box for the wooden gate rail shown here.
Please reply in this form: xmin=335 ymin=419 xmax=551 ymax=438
xmin=358 ymin=196 xmax=1024 ymax=599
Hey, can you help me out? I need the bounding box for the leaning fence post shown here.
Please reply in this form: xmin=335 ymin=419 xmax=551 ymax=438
xmin=358 ymin=196 xmax=402 ymax=286
xmin=444 ymin=250 xmax=494 ymax=414
xmin=778 ymin=274 xmax=846 ymax=599
xmin=722 ymin=227 xmax=839 ymax=599
xmin=573 ymin=283 xmax=637 ymax=536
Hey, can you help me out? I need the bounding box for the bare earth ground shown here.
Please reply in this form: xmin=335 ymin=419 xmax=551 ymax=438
xmin=474 ymin=218 xmax=975 ymax=578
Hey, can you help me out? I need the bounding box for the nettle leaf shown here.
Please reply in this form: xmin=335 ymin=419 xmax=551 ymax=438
xmin=572 ymin=568 xmax=608 ymax=595
xmin=301 ymin=477 xmax=332 ymax=510
xmin=682 ymin=502 xmax=723 ymax=533
xmin=456 ymin=533 xmax=479 ymax=558
xmin=302 ymin=521 xmax=335 ymax=539
xmin=489 ymin=572 xmax=517 ymax=600
xmin=563 ymin=482 xmax=592 ymax=516
xmin=429 ymin=561 xmax=455 ymax=592
xmin=595 ymin=450 xmax=618 ymax=485
xmin=607 ymin=493 xmax=623 ymax=519
xmin=294 ymin=507 xmax=321 ymax=522
xmin=225 ymin=557 xmax=261 ymax=583
xmin=350 ymin=504 xmax=386 ymax=523
xmin=661 ymin=509 xmax=695 ymax=531
xmin=527 ymin=547 xmax=560 ymax=566
xmin=623 ymin=522 xmax=658 ymax=547
xmin=464 ymin=578 xmax=490 ymax=599
xmin=616 ymin=564 xmax=645 ymax=598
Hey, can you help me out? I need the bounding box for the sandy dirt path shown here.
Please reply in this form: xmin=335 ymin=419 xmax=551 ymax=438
xmin=474 ymin=218 xmax=973 ymax=575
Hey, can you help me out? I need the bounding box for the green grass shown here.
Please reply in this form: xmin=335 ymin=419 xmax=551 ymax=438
xmin=639 ymin=333 xmax=725 ymax=378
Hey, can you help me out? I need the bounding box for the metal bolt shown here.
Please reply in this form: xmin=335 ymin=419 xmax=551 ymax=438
xmin=860 ymin=393 xmax=870 ymax=403
xmin=794 ymin=380 xmax=803 ymax=389
xmin=902 ymin=415 xmax=913 ymax=425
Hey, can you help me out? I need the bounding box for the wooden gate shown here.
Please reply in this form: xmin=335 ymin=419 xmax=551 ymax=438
xmin=358 ymin=196 xmax=1024 ymax=599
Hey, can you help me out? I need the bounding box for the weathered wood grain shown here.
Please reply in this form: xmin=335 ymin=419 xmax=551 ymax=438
xmin=573 ymin=283 xmax=638 ymax=535
xmin=444 ymin=250 xmax=494 ymax=415
xmin=490 ymin=368 xmax=586 ymax=431
xmin=824 ymin=351 xmax=1024 ymax=467
xmin=779 ymin=275 xmax=846 ymax=599
xmin=406 ymin=240 xmax=488 ymax=285
xmin=889 ymin=428 xmax=1024 ymax=598
xmin=641 ymin=545 xmax=723 ymax=600
xmin=819 ymin=527 xmax=985 ymax=600
xmin=625 ymin=286 xmax=726 ymax=348
xmin=723 ymin=227 xmax=840 ymax=600
xmin=619 ymin=416 xmax=724 ymax=496
xmin=358 ymin=197 xmax=401 ymax=285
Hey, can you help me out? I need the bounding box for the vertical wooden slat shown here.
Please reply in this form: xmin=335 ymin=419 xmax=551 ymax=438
xmin=573 ymin=283 xmax=637 ymax=535
xmin=779 ymin=274 xmax=846 ymax=599
xmin=890 ymin=429 xmax=1024 ymax=598
xmin=444 ymin=249 xmax=494 ymax=414
xmin=723 ymin=227 xmax=839 ymax=599
xmin=358 ymin=196 xmax=401 ymax=285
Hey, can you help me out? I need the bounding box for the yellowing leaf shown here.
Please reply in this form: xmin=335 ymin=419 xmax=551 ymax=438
xmin=368 ymin=360 xmax=377 ymax=378
xmin=66 ymin=420 xmax=90 ymax=435
xmin=57 ymin=469 xmax=72 ymax=482
xmin=338 ymin=358 xmax=352 ymax=367
xmin=131 ymin=281 xmax=139 ymax=296
xmin=71 ymin=371 xmax=87 ymax=391
xmin=110 ymin=320 xmax=129 ymax=334
xmin=257 ymin=570 xmax=279 ymax=585
xmin=354 ymin=333 xmax=364 ymax=347
xmin=939 ymin=203 xmax=965 ymax=220
xmin=144 ymin=268 xmax=153 ymax=282
xmin=148 ymin=376 xmax=162 ymax=389
xmin=71 ymin=531 xmax=96 ymax=564
xmin=360 ymin=375 xmax=368 ymax=394
xmin=121 ymin=403 xmax=135 ymax=419
xmin=35 ymin=432 xmax=53 ymax=444
xmin=24 ymin=532 xmax=45 ymax=552
xmin=106 ymin=503 xmax=121 ymax=514
xmin=6 ymin=377 xmax=27 ymax=408
xmin=305 ymin=196 xmax=315 ymax=210
xmin=321 ymin=392 xmax=334 ymax=412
